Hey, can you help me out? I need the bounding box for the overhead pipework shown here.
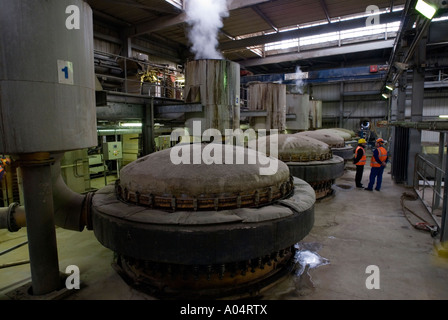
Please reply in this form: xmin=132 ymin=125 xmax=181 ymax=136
xmin=0 ymin=0 xmax=97 ymax=296
xmin=91 ymin=143 xmax=315 ymax=299
xmin=257 ymin=134 xmax=345 ymax=200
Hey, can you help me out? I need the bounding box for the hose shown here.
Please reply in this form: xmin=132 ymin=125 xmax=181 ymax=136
xmin=400 ymin=191 xmax=439 ymax=237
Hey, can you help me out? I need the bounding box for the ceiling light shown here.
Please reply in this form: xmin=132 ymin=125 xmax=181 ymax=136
xmin=382 ymin=93 xmax=390 ymax=99
xmin=439 ymin=115 xmax=448 ymax=119
xmin=385 ymin=84 xmax=394 ymax=91
xmin=415 ymin=0 xmax=437 ymax=19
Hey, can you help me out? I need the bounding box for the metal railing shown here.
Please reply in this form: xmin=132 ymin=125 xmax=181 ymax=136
xmin=413 ymin=154 xmax=444 ymax=228
xmin=94 ymin=50 xmax=184 ymax=100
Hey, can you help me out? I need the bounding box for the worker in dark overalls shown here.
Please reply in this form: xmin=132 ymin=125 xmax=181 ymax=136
xmin=353 ymin=138 xmax=367 ymax=188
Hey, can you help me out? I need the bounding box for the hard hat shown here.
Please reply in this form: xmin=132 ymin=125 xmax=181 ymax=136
xmin=358 ymin=138 xmax=367 ymax=144
xmin=376 ymin=138 xmax=384 ymax=144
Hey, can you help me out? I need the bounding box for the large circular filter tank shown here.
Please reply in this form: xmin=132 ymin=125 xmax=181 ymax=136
xmin=297 ymin=129 xmax=354 ymax=162
xmin=257 ymin=134 xmax=345 ymax=200
xmin=0 ymin=0 xmax=97 ymax=154
xmin=91 ymin=143 xmax=315 ymax=299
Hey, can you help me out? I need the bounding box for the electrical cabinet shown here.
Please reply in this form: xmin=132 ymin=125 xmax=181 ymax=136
xmin=103 ymin=141 xmax=122 ymax=160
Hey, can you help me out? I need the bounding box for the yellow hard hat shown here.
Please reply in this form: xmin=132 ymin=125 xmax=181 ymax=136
xmin=358 ymin=138 xmax=367 ymax=144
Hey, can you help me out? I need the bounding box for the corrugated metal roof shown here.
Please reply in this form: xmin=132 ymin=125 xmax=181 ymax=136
xmin=87 ymin=0 xmax=407 ymax=73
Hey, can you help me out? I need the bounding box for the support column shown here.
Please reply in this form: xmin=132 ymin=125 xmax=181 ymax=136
xmin=440 ymin=142 xmax=448 ymax=246
xmin=407 ymin=37 xmax=426 ymax=186
xmin=120 ymin=32 xmax=133 ymax=94
xmin=120 ymin=32 xmax=132 ymax=59
xmin=339 ymin=82 xmax=344 ymax=127
xmin=18 ymin=152 xmax=60 ymax=295
xmin=434 ymin=132 xmax=445 ymax=208
xmin=392 ymin=73 xmax=409 ymax=183
xmin=142 ymin=99 xmax=155 ymax=156
xmin=397 ymin=73 xmax=407 ymax=122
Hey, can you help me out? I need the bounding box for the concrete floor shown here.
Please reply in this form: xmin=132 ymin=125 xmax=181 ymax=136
xmin=1 ymin=162 xmax=448 ymax=300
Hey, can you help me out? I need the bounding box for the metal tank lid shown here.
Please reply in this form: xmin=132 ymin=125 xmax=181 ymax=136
xmin=315 ymin=128 xmax=352 ymax=141
xmin=295 ymin=130 xmax=345 ymax=148
xmin=117 ymin=143 xmax=293 ymax=211
xmin=256 ymin=134 xmax=333 ymax=162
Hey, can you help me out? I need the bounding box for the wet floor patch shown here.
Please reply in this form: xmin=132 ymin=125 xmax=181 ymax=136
xmin=262 ymin=242 xmax=329 ymax=299
xmin=334 ymin=184 xmax=353 ymax=191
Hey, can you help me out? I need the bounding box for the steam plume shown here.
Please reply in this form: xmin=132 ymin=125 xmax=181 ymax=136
xmin=290 ymin=66 xmax=305 ymax=94
xmin=185 ymin=0 xmax=229 ymax=59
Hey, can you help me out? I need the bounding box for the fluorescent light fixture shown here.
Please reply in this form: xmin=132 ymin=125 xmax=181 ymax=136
xmin=415 ymin=0 xmax=437 ymax=19
xmin=382 ymin=93 xmax=390 ymax=99
xmin=439 ymin=115 xmax=448 ymax=119
xmin=385 ymin=85 xmax=394 ymax=91
xmin=120 ymin=122 xmax=142 ymax=127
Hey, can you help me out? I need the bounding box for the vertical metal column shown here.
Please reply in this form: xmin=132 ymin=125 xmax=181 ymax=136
xmin=339 ymin=82 xmax=344 ymax=127
xmin=19 ymin=153 xmax=60 ymax=295
xmin=142 ymin=99 xmax=155 ymax=156
xmin=407 ymin=36 xmax=426 ymax=186
xmin=434 ymin=132 xmax=445 ymax=208
xmin=440 ymin=144 xmax=448 ymax=245
xmin=397 ymin=73 xmax=407 ymax=122
xmin=391 ymin=73 xmax=409 ymax=184
xmin=392 ymin=126 xmax=409 ymax=183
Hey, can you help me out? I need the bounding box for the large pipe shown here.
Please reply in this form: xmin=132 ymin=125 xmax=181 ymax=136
xmin=0 ymin=203 xmax=26 ymax=232
xmin=18 ymin=153 xmax=60 ymax=295
xmin=0 ymin=154 xmax=93 ymax=232
xmin=390 ymin=121 xmax=448 ymax=131
xmin=51 ymin=153 xmax=93 ymax=231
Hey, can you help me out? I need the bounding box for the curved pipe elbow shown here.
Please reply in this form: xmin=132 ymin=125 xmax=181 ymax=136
xmin=0 ymin=153 xmax=94 ymax=232
xmin=51 ymin=155 xmax=94 ymax=231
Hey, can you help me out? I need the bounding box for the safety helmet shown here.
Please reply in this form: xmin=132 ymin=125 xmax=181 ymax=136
xmin=376 ymin=138 xmax=384 ymax=144
xmin=358 ymin=138 xmax=367 ymax=144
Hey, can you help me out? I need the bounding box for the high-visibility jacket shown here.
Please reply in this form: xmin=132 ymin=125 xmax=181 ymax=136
xmin=0 ymin=157 xmax=10 ymax=175
xmin=354 ymin=146 xmax=366 ymax=166
xmin=371 ymin=146 xmax=387 ymax=167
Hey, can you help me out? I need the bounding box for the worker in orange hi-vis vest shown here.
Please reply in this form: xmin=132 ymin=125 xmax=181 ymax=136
xmin=365 ymin=138 xmax=388 ymax=192
xmin=0 ymin=155 xmax=11 ymax=181
xmin=353 ymin=138 xmax=367 ymax=188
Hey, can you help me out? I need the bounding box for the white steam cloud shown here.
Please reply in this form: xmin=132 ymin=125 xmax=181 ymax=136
xmin=185 ymin=0 xmax=229 ymax=60
xmin=290 ymin=66 xmax=305 ymax=94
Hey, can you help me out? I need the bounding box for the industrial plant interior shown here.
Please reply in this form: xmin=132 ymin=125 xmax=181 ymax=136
xmin=2 ymin=0 xmax=448 ymax=303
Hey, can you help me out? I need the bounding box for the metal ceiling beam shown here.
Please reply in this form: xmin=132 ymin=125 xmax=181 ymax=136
xmin=320 ymin=0 xmax=332 ymax=23
xmin=384 ymin=0 xmax=418 ymax=86
xmin=252 ymin=5 xmax=278 ymax=32
xmin=92 ymin=9 xmax=133 ymax=27
xmin=90 ymin=0 xmax=182 ymax=15
xmin=390 ymin=18 xmax=432 ymax=86
xmin=239 ymin=39 xmax=395 ymax=67
xmin=219 ymin=11 xmax=402 ymax=51
xmin=127 ymin=0 xmax=270 ymax=37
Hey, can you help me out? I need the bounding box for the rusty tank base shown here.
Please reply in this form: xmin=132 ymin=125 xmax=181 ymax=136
xmin=112 ymin=246 xmax=296 ymax=300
